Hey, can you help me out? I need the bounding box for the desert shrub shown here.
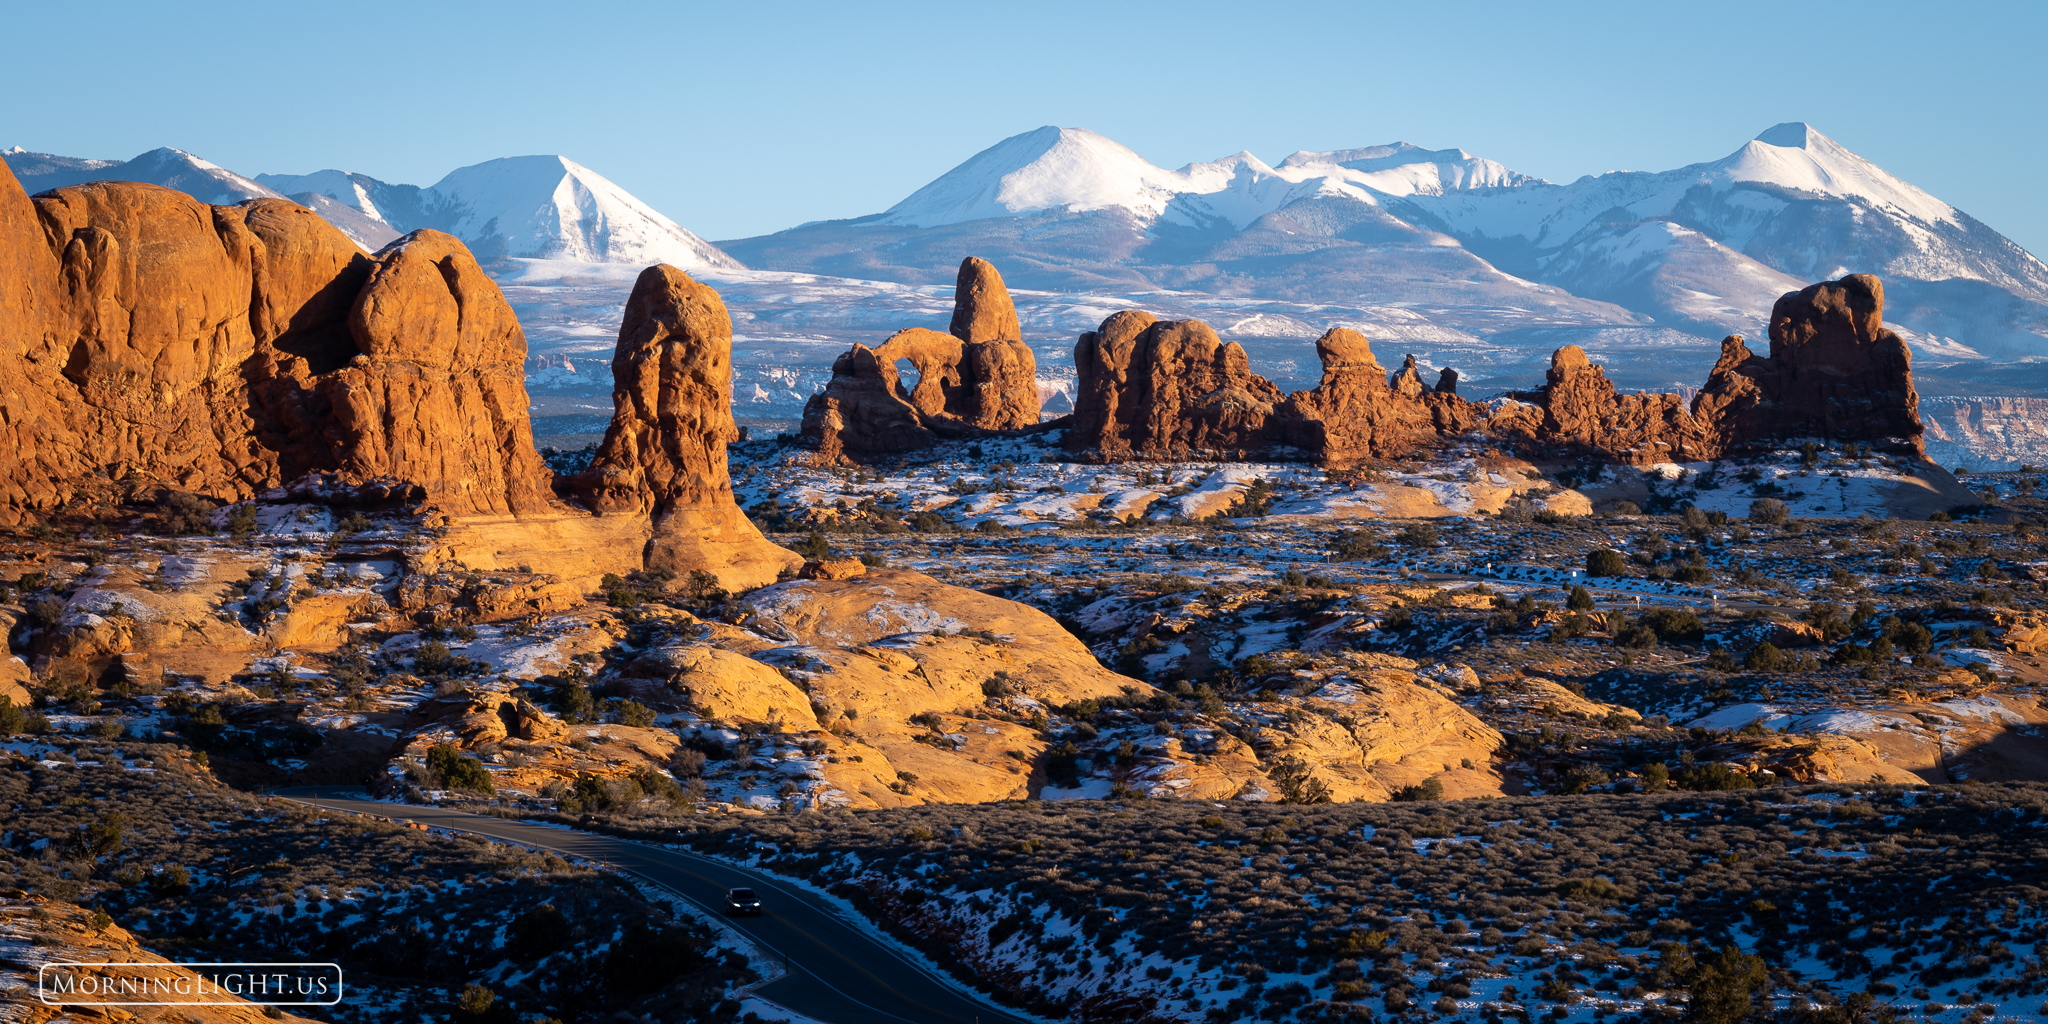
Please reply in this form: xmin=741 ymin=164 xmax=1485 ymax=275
xmin=1267 ymin=756 xmax=1334 ymax=804
xmin=1748 ymin=498 xmax=1789 ymax=525
xmin=1391 ymin=776 xmax=1445 ymax=802
xmin=225 ymin=502 xmax=259 ymax=541
xmin=1683 ymin=945 xmax=1771 ymax=1024
xmin=1566 ymin=585 xmax=1595 ymax=611
xmin=1044 ymin=741 xmax=1083 ymax=788
xmin=1222 ymin=478 xmax=1274 ymax=517
xmin=552 ymin=681 xmax=597 ymax=724
xmin=426 ymin=743 xmax=495 ymax=794
xmin=154 ymin=491 xmax=217 ymax=535
xmin=1398 ymin=523 xmax=1440 ymax=548
xmin=1586 ymin=549 xmax=1627 ymax=577
xmin=1330 ymin=529 xmax=1387 ymax=561
xmin=1673 ymin=763 xmax=1755 ymax=792
xmin=612 ymin=700 xmax=657 ymax=728
xmin=1641 ymin=607 xmax=1705 ymax=643
xmin=792 ymin=531 xmax=831 ymax=559
xmin=1743 ymin=642 xmax=1787 ymax=671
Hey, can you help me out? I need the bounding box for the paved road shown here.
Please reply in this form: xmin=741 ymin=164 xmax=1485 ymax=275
xmin=275 ymin=788 xmax=1036 ymax=1024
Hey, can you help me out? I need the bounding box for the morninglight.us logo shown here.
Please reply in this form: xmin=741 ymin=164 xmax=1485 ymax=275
xmin=38 ymin=961 xmax=343 ymax=1006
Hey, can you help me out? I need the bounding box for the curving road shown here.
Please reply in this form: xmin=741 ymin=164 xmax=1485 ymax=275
xmin=275 ymin=788 xmax=1036 ymax=1024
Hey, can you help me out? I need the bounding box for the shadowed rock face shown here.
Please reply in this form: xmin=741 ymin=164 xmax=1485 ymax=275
xmin=799 ymin=256 xmax=1041 ymax=459
xmin=570 ymin=265 xmax=799 ymax=588
xmin=1693 ymin=274 xmax=1922 ymax=453
xmin=1272 ymin=329 xmax=1484 ymax=465
xmin=0 ymin=164 xmax=551 ymax=521
xmin=1068 ymin=316 xmax=1286 ymax=460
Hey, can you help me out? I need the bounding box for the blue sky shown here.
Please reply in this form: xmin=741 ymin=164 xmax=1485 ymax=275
xmin=5 ymin=0 xmax=2044 ymax=254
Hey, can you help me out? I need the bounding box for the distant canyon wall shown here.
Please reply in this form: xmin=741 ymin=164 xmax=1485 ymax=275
xmin=1923 ymin=397 xmax=2048 ymax=470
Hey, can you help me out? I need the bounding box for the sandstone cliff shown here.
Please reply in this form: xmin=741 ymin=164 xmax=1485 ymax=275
xmin=1069 ymin=316 xmax=1286 ymax=460
xmin=1693 ymin=274 xmax=1923 ymax=454
xmin=800 ymin=257 xmax=1042 ymax=459
xmin=1271 ymin=329 xmax=1485 ymax=465
xmin=0 ymin=164 xmax=548 ymax=520
xmin=1487 ymin=345 xmax=1715 ymax=463
xmin=0 ymin=162 xmax=789 ymax=590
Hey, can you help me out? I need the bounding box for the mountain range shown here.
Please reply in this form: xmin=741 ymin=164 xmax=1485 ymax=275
xmin=721 ymin=123 xmax=2048 ymax=366
xmin=10 ymin=125 xmax=2048 ymax=462
xmin=2 ymin=145 xmax=735 ymax=270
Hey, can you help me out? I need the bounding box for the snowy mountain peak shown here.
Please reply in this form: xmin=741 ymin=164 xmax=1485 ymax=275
xmin=1753 ymin=122 xmax=1819 ymax=149
xmin=1278 ymin=143 xmax=1541 ymax=195
xmin=424 ymin=154 xmax=739 ymax=269
xmin=256 ymin=169 xmax=386 ymax=220
xmin=1722 ymin=122 xmax=1957 ymax=227
xmin=882 ymin=126 xmax=1192 ymax=227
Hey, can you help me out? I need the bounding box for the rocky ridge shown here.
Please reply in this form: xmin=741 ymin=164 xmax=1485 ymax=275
xmin=1059 ymin=269 xmax=1928 ymax=467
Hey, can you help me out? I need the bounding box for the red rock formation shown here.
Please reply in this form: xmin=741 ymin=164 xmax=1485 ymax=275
xmin=949 ymin=255 xmax=1022 ymax=345
xmin=0 ymin=165 xmax=550 ymax=520
xmin=571 ymin=265 xmax=799 ymax=588
xmin=1069 ymin=272 xmax=1926 ymax=467
xmin=1693 ymin=274 xmax=1922 ymax=453
xmin=0 ymin=165 xmax=785 ymax=592
xmin=1489 ymin=345 xmax=1713 ymax=463
xmin=1066 ymin=317 xmax=1285 ymax=459
xmin=1271 ymin=329 xmax=1484 ymax=465
xmin=800 ymin=256 xmax=1041 ymax=459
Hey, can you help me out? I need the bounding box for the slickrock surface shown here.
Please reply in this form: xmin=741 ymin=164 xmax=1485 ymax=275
xmin=0 ymin=897 xmax=323 ymax=1023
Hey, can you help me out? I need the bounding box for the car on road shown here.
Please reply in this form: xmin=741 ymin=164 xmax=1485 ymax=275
xmin=724 ymin=887 xmax=762 ymax=916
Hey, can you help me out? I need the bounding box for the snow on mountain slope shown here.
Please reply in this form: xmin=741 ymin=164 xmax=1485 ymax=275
xmin=425 ymin=156 xmax=739 ymax=268
xmin=287 ymin=191 xmax=401 ymax=250
xmin=1278 ymin=143 xmax=1540 ymax=195
xmin=1533 ymin=220 xmax=1811 ymax=338
xmin=1390 ymin=123 xmax=2048 ymax=357
xmin=881 ymin=126 xmax=1198 ymax=227
xmin=4 ymin=146 xmax=280 ymax=205
xmin=262 ymin=156 xmax=741 ymax=269
xmin=258 ymin=169 xmax=393 ymax=223
xmin=883 ymin=128 xmax=1545 ymax=233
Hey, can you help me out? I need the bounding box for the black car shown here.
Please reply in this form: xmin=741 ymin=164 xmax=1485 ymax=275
xmin=724 ymin=887 xmax=762 ymax=916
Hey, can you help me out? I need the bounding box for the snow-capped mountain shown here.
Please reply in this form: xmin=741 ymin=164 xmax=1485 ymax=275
xmin=260 ymin=155 xmax=741 ymax=270
xmin=1389 ymin=122 xmax=2048 ymax=355
xmin=6 ymin=146 xmax=282 ymax=205
xmin=725 ymin=122 xmax=2048 ymax=366
xmin=877 ymin=127 xmax=1534 ymax=233
xmin=881 ymin=127 xmax=1195 ymax=227
xmin=0 ymin=145 xmax=739 ymax=268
